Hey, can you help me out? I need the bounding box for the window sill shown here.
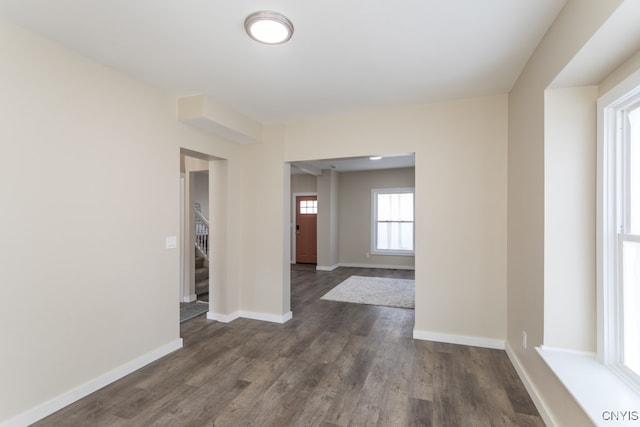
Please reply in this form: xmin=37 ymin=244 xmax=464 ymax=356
xmin=537 ymin=346 xmax=640 ymax=425
xmin=370 ymin=250 xmax=415 ymax=257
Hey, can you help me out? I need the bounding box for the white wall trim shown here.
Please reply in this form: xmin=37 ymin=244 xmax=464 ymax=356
xmin=238 ymin=310 xmax=293 ymax=324
xmin=2 ymin=339 xmax=183 ymax=427
xmin=179 ymin=174 xmax=186 ymax=302
xmin=181 ymin=293 xmax=197 ymax=303
xmin=537 ymin=345 xmax=594 ymax=357
xmin=536 ymin=345 xmax=640 ymax=426
xmin=303 ymin=262 xmax=416 ymax=271
xmin=412 ymin=329 xmax=505 ymax=350
xmin=370 ymin=187 xmax=416 ymax=257
xmin=339 ymin=262 xmax=415 ymax=271
xmin=207 ymin=311 xmax=240 ymax=323
xmin=505 ymin=343 xmax=557 ymax=427
xmin=316 ymin=264 xmax=340 ymax=271
xmin=207 ymin=310 xmax=293 ymax=324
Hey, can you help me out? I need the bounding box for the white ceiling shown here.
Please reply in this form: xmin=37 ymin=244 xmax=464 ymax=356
xmin=0 ymin=0 xmax=566 ymax=124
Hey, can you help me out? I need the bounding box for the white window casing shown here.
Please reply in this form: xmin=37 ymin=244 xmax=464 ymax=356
xmin=599 ymin=80 xmax=640 ymax=392
xmin=371 ymin=187 xmax=415 ymax=256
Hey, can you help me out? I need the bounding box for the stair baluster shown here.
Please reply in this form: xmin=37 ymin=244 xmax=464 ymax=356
xmin=194 ymin=208 xmax=209 ymax=263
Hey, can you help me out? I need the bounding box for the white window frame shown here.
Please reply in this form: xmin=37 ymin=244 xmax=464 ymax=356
xmin=299 ymin=199 xmax=318 ymax=214
xmin=371 ymin=187 xmax=415 ymax=256
xmin=599 ymin=77 xmax=640 ymax=393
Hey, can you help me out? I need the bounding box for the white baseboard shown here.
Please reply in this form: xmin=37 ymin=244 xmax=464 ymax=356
xmin=207 ymin=311 xmax=240 ymax=323
xmin=413 ymin=329 xmax=505 ymax=350
xmin=3 ymin=339 xmax=183 ymax=427
xmin=238 ymin=310 xmax=293 ymax=324
xmin=207 ymin=310 xmax=293 ymax=324
xmin=505 ymin=343 xmax=556 ymax=427
xmin=339 ymin=262 xmax=415 ymax=270
xmin=181 ymin=294 xmax=197 ymax=303
xmin=292 ymin=262 xmax=415 ymax=271
xmin=316 ymin=264 xmax=340 ymax=271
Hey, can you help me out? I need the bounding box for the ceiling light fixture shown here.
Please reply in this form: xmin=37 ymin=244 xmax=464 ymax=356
xmin=245 ymin=11 xmax=293 ymax=45
xmin=369 ymin=156 xmax=383 ymax=160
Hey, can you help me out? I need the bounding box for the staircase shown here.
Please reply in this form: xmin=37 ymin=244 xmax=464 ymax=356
xmin=194 ymin=205 xmax=209 ymax=297
xmin=195 ymin=253 xmax=209 ymax=297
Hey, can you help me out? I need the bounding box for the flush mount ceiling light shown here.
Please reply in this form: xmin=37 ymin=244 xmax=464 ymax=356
xmin=245 ymin=11 xmax=293 ymax=45
xmin=369 ymin=156 xmax=383 ymax=160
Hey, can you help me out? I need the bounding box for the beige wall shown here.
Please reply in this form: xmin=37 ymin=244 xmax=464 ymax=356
xmin=0 ymin=18 xmax=247 ymax=423
xmin=290 ymin=173 xmax=317 ymax=194
xmin=506 ymin=1 xmax=628 ymax=425
xmin=193 ymin=171 xmax=209 ymax=218
xmin=184 ymin=156 xmax=209 ymax=172
xmin=317 ymin=169 xmax=340 ymax=268
xmin=338 ymin=168 xmax=415 ymax=268
xmin=239 ymin=124 xmax=290 ymax=317
xmin=284 ymin=94 xmax=508 ymax=345
xmin=600 ymin=48 xmax=640 ymax=97
xmin=543 ymin=86 xmax=597 ymax=352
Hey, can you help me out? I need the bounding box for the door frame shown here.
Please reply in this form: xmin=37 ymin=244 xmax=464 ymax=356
xmin=291 ymin=192 xmax=317 ymax=264
xmin=179 ymin=173 xmax=188 ymax=302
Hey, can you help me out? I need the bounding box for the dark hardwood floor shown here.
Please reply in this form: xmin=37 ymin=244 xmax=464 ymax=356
xmin=34 ymin=266 xmax=544 ymax=426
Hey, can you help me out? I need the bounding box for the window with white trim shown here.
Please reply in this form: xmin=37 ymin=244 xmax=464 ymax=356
xmin=299 ymin=199 xmax=317 ymax=214
xmin=602 ymin=85 xmax=640 ymax=388
xmin=371 ymin=188 xmax=414 ymax=255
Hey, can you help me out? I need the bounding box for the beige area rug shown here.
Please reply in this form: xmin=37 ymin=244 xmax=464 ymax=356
xmin=321 ymin=275 xmax=415 ymax=309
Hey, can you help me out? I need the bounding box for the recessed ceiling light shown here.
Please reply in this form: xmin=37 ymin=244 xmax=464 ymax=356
xmin=245 ymin=11 xmax=293 ymax=45
xmin=369 ymin=156 xmax=383 ymax=160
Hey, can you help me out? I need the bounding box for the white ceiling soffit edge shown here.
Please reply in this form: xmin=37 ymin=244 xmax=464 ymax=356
xmin=177 ymin=94 xmax=263 ymax=145
xmin=550 ymin=1 xmax=640 ymax=89
xmin=291 ymin=163 xmax=323 ymax=176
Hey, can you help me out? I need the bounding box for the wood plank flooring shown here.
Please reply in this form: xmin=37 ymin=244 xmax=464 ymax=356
xmin=34 ymin=266 xmax=545 ymax=426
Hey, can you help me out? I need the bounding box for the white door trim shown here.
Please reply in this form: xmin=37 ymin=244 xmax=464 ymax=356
xmin=179 ymin=174 xmax=189 ymax=302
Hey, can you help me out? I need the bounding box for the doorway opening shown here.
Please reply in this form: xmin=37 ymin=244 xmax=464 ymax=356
xmin=179 ymin=149 xmax=228 ymax=324
xmin=192 ymin=171 xmax=210 ymax=301
xmin=288 ymin=153 xmax=416 ymax=303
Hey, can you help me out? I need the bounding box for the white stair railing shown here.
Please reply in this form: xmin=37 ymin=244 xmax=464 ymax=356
xmin=194 ymin=208 xmax=209 ymax=262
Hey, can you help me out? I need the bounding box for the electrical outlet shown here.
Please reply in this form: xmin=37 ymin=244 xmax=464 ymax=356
xmin=522 ymin=331 xmax=528 ymax=349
